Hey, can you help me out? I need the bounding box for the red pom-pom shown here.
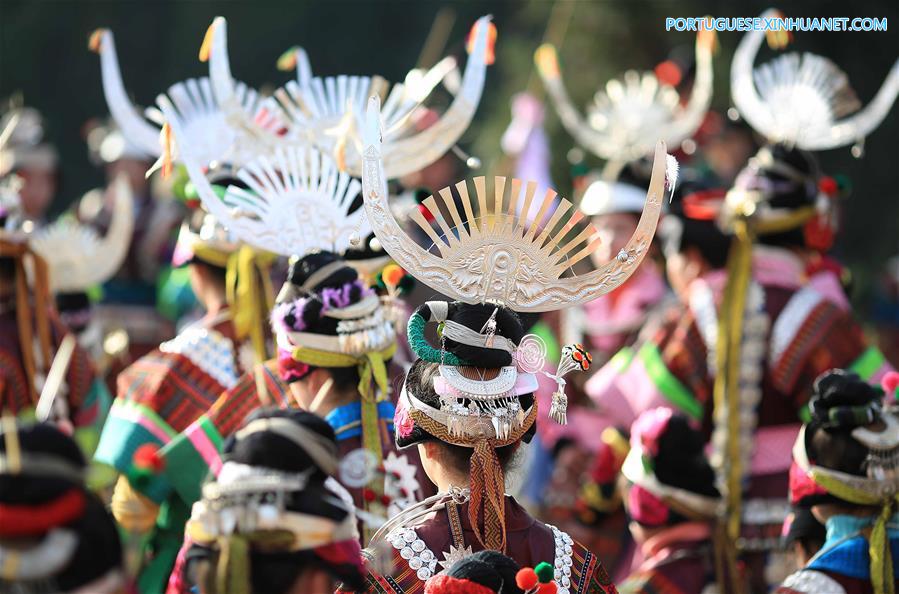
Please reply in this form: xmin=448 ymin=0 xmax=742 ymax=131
xmin=362 ymin=488 xmax=377 ymax=503
xmin=133 ymin=444 xmax=164 ymax=473
xmin=537 ymin=582 xmax=558 ymax=594
xmin=882 ymin=371 xmax=899 ymax=397
xmin=380 ymin=494 xmax=392 ymax=506
xmin=818 ymin=176 xmax=838 ymax=196
xmin=516 ymin=568 xmax=539 ymax=590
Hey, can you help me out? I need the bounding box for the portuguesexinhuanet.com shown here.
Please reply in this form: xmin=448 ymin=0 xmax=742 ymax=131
xmin=666 ymin=17 xmax=888 ymax=33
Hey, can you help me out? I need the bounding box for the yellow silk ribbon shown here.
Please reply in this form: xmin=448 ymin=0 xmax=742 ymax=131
xmin=192 ymin=244 xmax=276 ymax=362
xmin=713 ymin=220 xmax=753 ymax=594
xmin=291 ymin=342 xmax=397 ymax=493
xmin=811 ymin=471 xmax=898 ymax=594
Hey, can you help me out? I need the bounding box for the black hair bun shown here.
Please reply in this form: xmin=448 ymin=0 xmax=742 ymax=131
xmin=225 ymin=408 xmax=336 ymax=478
xmin=443 ymin=303 xmax=525 ymax=368
xmin=287 ymin=251 xmax=357 ymax=291
xmin=809 ymin=369 xmax=883 ymax=431
xmin=653 ymin=414 xmax=720 ymax=499
xmin=444 ymin=550 xmax=523 ymax=594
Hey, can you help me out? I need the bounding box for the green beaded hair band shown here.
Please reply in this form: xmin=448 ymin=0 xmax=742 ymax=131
xmin=407 ymin=302 xmax=468 ymax=366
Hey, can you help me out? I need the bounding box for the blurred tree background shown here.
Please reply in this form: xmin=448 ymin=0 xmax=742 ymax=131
xmin=2 ymin=0 xmax=897 ymax=311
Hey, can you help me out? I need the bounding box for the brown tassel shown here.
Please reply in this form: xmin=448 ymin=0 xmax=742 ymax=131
xmin=1 ymin=240 xmax=52 ymax=404
xmin=468 ymin=441 xmax=507 ymax=552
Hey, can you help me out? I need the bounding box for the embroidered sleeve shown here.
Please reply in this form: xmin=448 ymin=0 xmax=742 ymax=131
xmin=778 ymin=306 xmax=870 ymax=411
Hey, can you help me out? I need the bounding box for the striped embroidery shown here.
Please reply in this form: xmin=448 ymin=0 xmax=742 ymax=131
xmin=769 ymin=286 xmax=824 ymax=368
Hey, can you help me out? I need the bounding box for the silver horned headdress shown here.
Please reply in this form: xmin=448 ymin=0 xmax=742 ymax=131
xmin=29 ymin=175 xmax=134 ymax=294
xmin=360 ymin=95 xmax=674 ymax=312
xmin=91 ymin=28 xmax=279 ymax=170
xmin=731 ymin=8 xmax=899 ymax=152
xmin=205 ymin=15 xmax=492 ymax=179
xmin=535 ymin=30 xmax=714 ymax=167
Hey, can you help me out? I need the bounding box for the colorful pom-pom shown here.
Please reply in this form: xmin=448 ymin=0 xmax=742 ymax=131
xmin=882 ymin=371 xmax=899 ymax=399
xmin=537 ymin=582 xmax=558 ymax=594
xmin=515 ymin=568 xmax=538 ymax=590
xmin=534 ymin=561 xmax=554 ymax=584
xmin=833 ymin=174 xmax=852 ymax=195
xmin=818 ymin=176 xmax=838 ymax=196
xmin=382 ymin=264 xmax=405 ymax=288
xmin=362 ymin=488 xmax=377 ymax=503
xmin=133 ymin=443 xmax=164 ymax=473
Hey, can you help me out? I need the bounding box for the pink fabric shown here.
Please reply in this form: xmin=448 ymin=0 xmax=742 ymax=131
xmin=752 ymin=246 xmax=805 ymax=290
xmin=165 ymin=535 xmax=191 ymax=594
xmin=631 ymin=407 xmax=674 ymax=456
xmin=789 ymin=460 xmax=828 ymax=505
xmin=750 ymin=423 xmax=801 ymax=476
xmin=808 ymin=270 xmax=851 ymax=311
xmin=185 ymin=422 xmax=223 ymax=476
xmin=629 ymin=484 xmax=670 ymax=527
xmin=586 ymin=354 xmax=672 ymax=430
xmin=752 ymin=246 xmax=849 ymax=310
xmin=394 ymin=400 xmax=414 ymax=439
xmin=583 ymin=265 xmax=666 ymax=354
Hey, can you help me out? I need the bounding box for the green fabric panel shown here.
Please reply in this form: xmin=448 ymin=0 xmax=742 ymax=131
xmin=637 ymin=342 xmax=703 ymax=420
xmin=849 ymin=346 xmax=886 ymax=380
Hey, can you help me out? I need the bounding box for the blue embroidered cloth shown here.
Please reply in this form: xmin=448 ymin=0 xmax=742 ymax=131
xmin=807 ymin=514 xmax=899 ymax=580
xmin=325 ymin=400 xmax=395 ymax=440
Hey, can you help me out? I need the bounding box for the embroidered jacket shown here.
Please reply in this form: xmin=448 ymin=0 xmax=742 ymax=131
xmin=776 ymin=516 xmax=899 ymax=594
xmin=360 ymin=497 xmax=618 ymax=594
xmin=617 ymin=523 xmax=716 ymax=594
xmin=584 ymin=248 xmax=893 ymax=571
xmin=0 ymin=309 xmax=111 ymax=458
xmin=586 ymin=251 xmax=892 ymax=520
xmin=94 ymin=313 xmax=246 ymax=594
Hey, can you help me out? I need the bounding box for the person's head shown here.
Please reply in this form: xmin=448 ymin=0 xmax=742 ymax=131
xmin=725 ymin=143 xmax=825 ymax=251
xmin=579 ymin=172 xmax=648 ymax=267
xmin=171 ymin=210 xmax=235 ymax=311
xmin=185 ymin=408 xmax=364 ymax=594
xmin=271 ymin=251 xmax=395 ymax=410
xmin=425 ymin=550 xmax=524 ymax=594
xmin=0 ymin=420 xmax=123 ymax=592
xmin=0 ymin=108 xmax=58 ymax=221
xmin=397 ymin=300 xmax=545 ymax=551
xmin=792 ymin=370 xmax=897 ymax=522
xmin=621 ymin=407 xmax=720 ymax=538
xmin=782 ymin=507 xmax=826 ymax=568
xmin=658 ymin=185 xmax=731 ymax=301
xmin=398 ymin=302 xmax=534 ymax=486
xmin=701 ymin=116 xmax=758 ymax=185
xmin=85 ymin=120 xmax=152 ymax=195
